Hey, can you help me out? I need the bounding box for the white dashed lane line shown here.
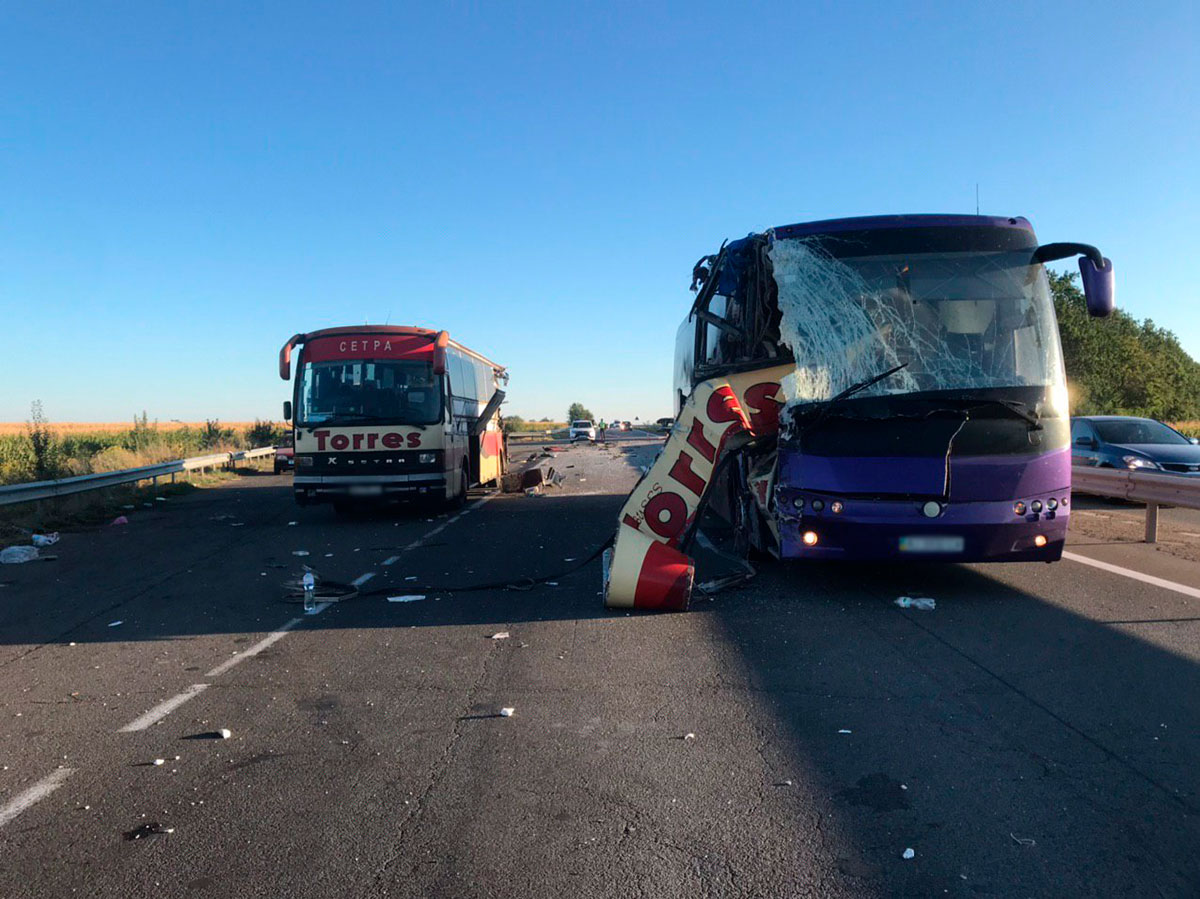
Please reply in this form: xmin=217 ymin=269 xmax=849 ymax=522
xmin=118 ymin=683 xmax=212 ymax=732
xmin=0 ymin=768 xmax=76 ymax=829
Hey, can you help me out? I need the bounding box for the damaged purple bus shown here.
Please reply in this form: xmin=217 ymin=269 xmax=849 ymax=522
xmin=674 ymin=214 xmax=1114 ymax=564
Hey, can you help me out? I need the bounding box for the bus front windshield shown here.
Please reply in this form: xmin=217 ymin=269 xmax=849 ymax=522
xmin=772 ymin=242 xmax=1068 ymax=411
xmin=298 ymin=359 xmax=442 ymax=426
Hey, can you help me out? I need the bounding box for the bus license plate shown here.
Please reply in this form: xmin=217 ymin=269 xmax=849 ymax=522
xmin=899 ymin=535 xmax=964 ymax=553
xmin=349 ymin=485 xmax=383 ymax=497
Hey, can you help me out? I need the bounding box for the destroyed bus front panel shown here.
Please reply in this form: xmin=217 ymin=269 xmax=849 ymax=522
xmin=678 ymin=215 xmax=1078 ymax=564
xmin=284 ymin=328 xmax=505 ymax=505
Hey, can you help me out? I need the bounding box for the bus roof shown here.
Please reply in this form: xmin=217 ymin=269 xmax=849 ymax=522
xmin=279 ymin=325 xmax=505 ymax=380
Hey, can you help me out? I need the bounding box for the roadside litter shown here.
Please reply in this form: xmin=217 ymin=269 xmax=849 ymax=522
xmin=683 ymin=732 xmax=696 ymax=740
xmin=219 ymin=728 xmax=232 ymax=739
xmin=387 ymin=595 xmax=426 ymax=603
xmin=31 ymin=533 xmax=59 ymax=547
xmin=902 ymin=848 xmax=915 ymax=860
xmin=894 ymin=596 xmax=935 ymax=611
xmin=281 ymin=569 xmax=359 ymax=604
xmin=292 ymin=550 xmax=310 ymax=557
xmin=499 ymin=707 xmax=515 ymax=717
xmin=490 ymin=632 xmax=510 ymax=640
xmin=111 ymin=516 xmax=129 ymax=526
xmin=1 ymin=546 xmax=40 ymax=564
xmin=108 ymin=620 xmax=123 ymax=627
xmin=838 ymin=729 xmax=852 ymax=734
xmin=1010 ymin=833 xmax=1036 ymax=847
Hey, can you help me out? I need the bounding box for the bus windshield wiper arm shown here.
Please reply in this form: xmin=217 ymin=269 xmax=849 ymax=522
xmin=946 ymin=396 xmax=1042 ymax=430
xmin=825 ymin=362 xmax=910 ymax=408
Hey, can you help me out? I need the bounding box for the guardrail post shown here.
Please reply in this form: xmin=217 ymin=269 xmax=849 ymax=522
xmin=1145 ymin=502 xmax=1159 ymax=544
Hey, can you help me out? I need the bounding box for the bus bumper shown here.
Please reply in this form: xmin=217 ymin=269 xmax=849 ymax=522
xmin=293 ymin=474 xmax=447 ymax=505
xmin=775 ymin=496 xmax=1070 ymax=563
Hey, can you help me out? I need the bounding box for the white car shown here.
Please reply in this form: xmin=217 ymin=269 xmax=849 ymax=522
xmin=569 ymin=420 xmax=597 ymax=441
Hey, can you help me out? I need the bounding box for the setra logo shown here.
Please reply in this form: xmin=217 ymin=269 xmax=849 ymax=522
xmin=312 ymin=430 xmax=421 ymax=451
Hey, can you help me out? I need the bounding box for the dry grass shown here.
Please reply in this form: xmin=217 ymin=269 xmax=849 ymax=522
xmin=0 ymin=421 xmax=269 ymax=435
xmin=1172 ymin=420 xmax=1200 ymax=438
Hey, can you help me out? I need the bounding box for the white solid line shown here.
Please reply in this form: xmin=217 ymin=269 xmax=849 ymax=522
xmin=1062 ymin=551 xmax=1200 ymax=601
xmin=352 ymin=572 xmax=375 ymax=586
xmin=0 ymin=768 xmax=76 ymax=829
xmin=119 ymin=684 xmax=210 ymax=732
xmin=205 ymin=619 xmax=302 ymax=677
xmin=381 ymin=555 xmax=400 ymax=566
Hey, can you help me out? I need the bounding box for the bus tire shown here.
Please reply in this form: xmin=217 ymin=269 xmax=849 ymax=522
xmin=453 ymin=462 xmax=470 ymax=508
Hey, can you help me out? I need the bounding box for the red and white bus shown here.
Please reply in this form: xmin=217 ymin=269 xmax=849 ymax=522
xmin=279 ymin=326 xmax=507 ymax=510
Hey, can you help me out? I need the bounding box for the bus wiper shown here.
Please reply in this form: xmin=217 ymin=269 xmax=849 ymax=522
xmin=945 ymin=396 xmax=1042 ymax=430
xmin=825 ymin=362 xmax=910 ymax=408
xmin=804 ymin=362 xmax=909 ymax=430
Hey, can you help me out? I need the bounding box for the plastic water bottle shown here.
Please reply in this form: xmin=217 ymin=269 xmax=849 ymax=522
xmin=302 ymin=570 xmax=316 ymax=613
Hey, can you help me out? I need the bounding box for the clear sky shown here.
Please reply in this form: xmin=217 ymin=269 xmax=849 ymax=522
xmin=2 ymin=1 xmax=1196 ymax=423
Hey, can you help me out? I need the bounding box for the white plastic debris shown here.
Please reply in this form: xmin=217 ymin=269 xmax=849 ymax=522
xmin=491 ymin=632 xmax=510 ymax=640
xmin=902 ymin=848 xmax=915 ymax=860
xmin=31 ymin=533 xmax=60 ymax=547
xmin=894 ymin=596 xmax=936 ymax=611
xmin=108 ymin=620 xmax=124 ymax=628
xmin=404 ymin=576 xmax=418 ymax=581
xmin=292 ymin=550 xmax=310 ymax=557
xmin=155 ymin=497 xmax=167 ymax=502
xmin=1010 ymin=833 xmax=1036 ymax=847
xmin=387 ymin=595 xmax=426 ymax=603
xmin=287 ymin=521 xmax=298 ymax=526
xmin=499 ymin=707 xmax=515 ymax=717
xmin=838 ymin=729 xmax=852 ymax=734
xmin=684 ymin=732 xmax=696 ymax=741
xmin=152 ymin=759 xmax=165 ymax=766
xmin=218 ymin=728 xmax=232 ymax=739
xmin=0 ymin=546 xmax=39 ymax=564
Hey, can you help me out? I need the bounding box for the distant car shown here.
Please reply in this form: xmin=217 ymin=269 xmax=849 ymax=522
xmin=621 ymin=421 xmax=632 ymax=430
xmin=274 ymin=439 xmax=295 ymax=474
xmin=569 ymin=420 xmax=596 ymax=441
xmin=1071 ymin=416 xmax=1200 ymax=475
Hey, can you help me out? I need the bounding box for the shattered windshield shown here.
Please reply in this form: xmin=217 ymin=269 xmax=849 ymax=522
xmin=298 ymin=359 xmax=442 ymax=425
xmin=769 ymin=239 xmax=1067 ymax=410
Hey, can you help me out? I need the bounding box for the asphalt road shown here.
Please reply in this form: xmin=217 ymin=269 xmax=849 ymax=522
xmin=1 ymin=439 xmax=1199 ymax=897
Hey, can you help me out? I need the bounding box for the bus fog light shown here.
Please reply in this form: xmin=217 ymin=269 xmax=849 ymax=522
xmin=802 ymin=531 xmax=819 ymax=547
xmin=811 ymin=500 xmax=824 ymax=512
xmin=792 ymin=497 xmax=804 ymax=511
xmin=1014 ymin=501 xmax=1026 ymax=515
xmin=1034 ymin=535 xmax=1048 ymax=548
xmin=830 ymin=501 xmax=844 ymax=514
xmin=1046 ymin=498 xmax=1058 ymax=511
xmin=921 ymin=501 xmax=941 ymax=518
xmin=418 ymin=452 xmax=436 ymax=464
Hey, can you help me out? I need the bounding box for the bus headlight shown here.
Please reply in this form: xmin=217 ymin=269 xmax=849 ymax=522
xmin=1030 ymin=500 xmax=1043 ymax=513
xmin=1046 ymin=498 xmax=1058 ymax=511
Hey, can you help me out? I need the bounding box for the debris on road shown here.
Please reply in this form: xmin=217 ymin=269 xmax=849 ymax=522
xmin=124 ymin=822 xmax=175 ymax=840
xmin=111 ymin=515 xmax=129 ymax=526
xmin=218 ymin=728 xmax=232 ymax=739
xmin=902 ymin=848 xmax=915 ymax=860
xmin=0 ymin=545 xmax=40 ymax=564
xmin=683 ymin=732 xmax=696 ymax=741
xmin=288 ymin=521 xmax=298 ymax=526
xmin=292 ymin=550 xmax=310 ymax=557
xmin=499 ymin=707 xmax=515 ymax=717
xmin=1010 ymin=833 xmax=1036 ymax=847
xmin=31 ymin=532 xmax=60 ymax=547
xmin=387 ymin=595 xmax=426 ymax=603
xmin=490 ymin=632 xmax=510 ymax=640
xmin=108 ymin=620 xmax=123 ymax=628
xmin=152 ymin=759 xmax=165 ymax=766
xmin=894 ymin=596 xmax=936 ymax=611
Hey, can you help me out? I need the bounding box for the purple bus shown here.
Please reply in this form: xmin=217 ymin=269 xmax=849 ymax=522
xmin=674 ymin=214 xmax=1114 ymax=563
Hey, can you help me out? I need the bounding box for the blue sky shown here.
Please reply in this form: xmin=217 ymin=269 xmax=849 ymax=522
xmin=2 ymin=1 xmax=1196 ymax=423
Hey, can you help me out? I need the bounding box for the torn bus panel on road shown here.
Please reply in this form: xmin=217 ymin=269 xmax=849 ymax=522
xmin=606 ymin=214 xmax=1116 ymax=611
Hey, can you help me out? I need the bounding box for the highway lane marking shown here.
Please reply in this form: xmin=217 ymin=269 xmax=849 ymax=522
xmin=0 ymin=768 xmax=76 ymax=829
xmin=204 ymin=621 xmax=306 ymax=678
xmin=118 ymin=684 xmax=211 ymax=732
xmin=401 ymin=493 xmax=498 ymax=552
xmin=1062 ymin=551 xmax=1200 ymax=600
xmin=352 ymin=572 xmax=376 ymax=586
xmin=381 ymin=555 xmax=400 ymax=566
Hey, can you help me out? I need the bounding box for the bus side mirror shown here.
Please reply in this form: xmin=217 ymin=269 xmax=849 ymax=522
xmin=283 ymin=400 xmax=292 ymax=422
xmin=1079 ymin=256 xmax=1114 ymax=318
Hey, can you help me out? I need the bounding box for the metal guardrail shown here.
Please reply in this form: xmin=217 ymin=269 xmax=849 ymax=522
xmin=1072 ymin=466 xmax=1200 ymax=543
xmin=0 ymin=448 xmax=276 ymax=507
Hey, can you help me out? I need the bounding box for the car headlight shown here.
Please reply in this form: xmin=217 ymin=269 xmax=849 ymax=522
xmin=1123 ymin=455 xmax=1161 ymax=470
